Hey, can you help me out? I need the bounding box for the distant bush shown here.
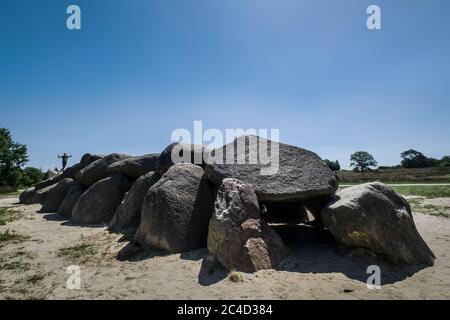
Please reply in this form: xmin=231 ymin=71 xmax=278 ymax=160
xmin=350 ymin=151 xmax=377 ymax=172
xmin=19 ymin=167 xmax=44 ymax=187
xmin=401 ymin=149 xmax=450 ymax=169
xmin=324 ymin=159 xmax=341 ymax=171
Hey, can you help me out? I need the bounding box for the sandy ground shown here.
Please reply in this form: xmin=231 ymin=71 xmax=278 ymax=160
xmin=1 ymin=195 xmax=449 ymax=300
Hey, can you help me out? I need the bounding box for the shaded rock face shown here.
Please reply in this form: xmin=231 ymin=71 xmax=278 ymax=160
xmin=109 ymin=172 xmax=161 ymax=233
xmin=262 ymin=202 xmax=310 ymax=224
xmin=321 ymin=182 xmax=435 ymax=266
xmin=107 ymin=154 xmax=159 ymax=180
xmin=207 ymin=178 xmax=288 ymax=273
xmin=32 ymin=182 xmax=59 ymax=204
xmin=205 ymin=135 xmax=338 ymax=202
xmin=19 ymin=187 xmax=36 ymax=204
xmin=155 ymin=143 xmax=206 ymax=175
xmin=136 ymin=163 xmax=214 ymax=253
xmin=75 ymin=153 xmax=130 ymax=187
xmin=71 ymin=174 xmax=129 ymax=224
xmin=57 ymin=183 xmax=86 ymax=219
xmin=40 ymin=178 xmax=76 ymax=213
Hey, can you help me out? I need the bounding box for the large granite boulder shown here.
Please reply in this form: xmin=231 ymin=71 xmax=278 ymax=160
xmin=35 ymin=176 xmax=61 ymax=191
xmin=75 ymin=153 xmax=130 ymax=186
xmin=136 ymin=163 xmax=214 ymax=252
xmin=107 ymin=154 xmax=159 ymax=180
xmin=155 ymin=143 xmax=206 ymax=175
xmin=57 ymin=183 xmax=86 ymax=219
xmin=321 ymin=182 xmax=435 ymax=265
xmin=40 ymin=178 xmax=76 ymax=213
xmin=19 ymin=187 xmax=36 ymax=204
xmin=208 ymin=178 xmax=288 ymax=273
xmin=205 ymin=135 xmax=338 ymax=202
xmin=32 ymin=182 xmax=59 ymax=204
xmin=71 ymin=174 xmax=129 ymax=224
xmin=109 ymin=171 xmax=161 ymax=233
xmin=61 ymin=153 xmax=103 ymax=180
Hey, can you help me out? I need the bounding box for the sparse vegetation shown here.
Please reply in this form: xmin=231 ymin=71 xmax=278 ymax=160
xmin=338 ymin=167 xmax=450 ymax=184
xmin=408 ymin=198 xmax=450 ymax=218
xmin=391 ymin=185 xmax=450 ymax=199
xmin=0 ymin=206 xmax=24 ymax=225
xmin=57 ymin=243 xmax=96 ymax=261
xmin=15 ymin=274 xmax=45 ymax=285
xmin=0 ymin=229 xmax=30 ymax=247
xmin=0 ymin=260 xmax=31 ymax=271
xmin=228 ymin=270 xmax=244 ymax=283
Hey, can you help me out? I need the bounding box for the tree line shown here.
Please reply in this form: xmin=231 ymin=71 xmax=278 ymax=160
xmin=0 ymin=127 xmax=43 ymax=191
xmin=325 ymin=150 xmax=450 ymax=172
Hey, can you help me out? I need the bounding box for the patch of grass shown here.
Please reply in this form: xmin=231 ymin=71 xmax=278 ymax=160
xmin=15 ymin=274 xmax=45 ymax=285
xmin=391 ymin=185 xmax=450 ymax=198
xmin=0 ymin=229 xmax=30 ymax=247
xmin=0 ymin=186 xmax=19 ymax=196
xmin=0 ymin=261 xmax=31 ymax=271
xmin=228 ymin=270 xmax=244 ymax=283
xmin=0 ymin=206 xmax=24 ymax=225
xmin=57 ymin=243 xmax=96 ymax=261
xmin=408 ymin=198 xmax=450 ymax=218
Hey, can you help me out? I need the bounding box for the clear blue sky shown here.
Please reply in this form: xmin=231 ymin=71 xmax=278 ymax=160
xmin=1 ymin=0 xmax=449 ymax=170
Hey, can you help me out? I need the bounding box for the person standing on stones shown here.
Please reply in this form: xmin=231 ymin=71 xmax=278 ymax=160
xmin=58 ymin=153 xmax=72 ymax=172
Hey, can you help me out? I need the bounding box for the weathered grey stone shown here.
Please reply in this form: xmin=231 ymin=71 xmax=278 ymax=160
xmin=40 ymin=178 xmax=76 ymax=213
xmin=71 ymin=174 xmax=129 ymax=224
xmin=208 ymin=178 xmax=288 ymax=273
xmin=155 ymin=143 xmax=206 ymax=175
xmin=57 ymin=183 xmax=86 ymax=219
xmin=19 ymin=187 xmax=36 ymax=204
xmin=107 ymin=154 xmax=159 ymax=180
xmin=75 ymin=153 xmax=130 ymax=186
xmin=136 ymin=163 xmax=214 ymax=253
xmin=109 ymin=172 xmax=161 ymax=233
xmin=321 ymin=182 xmax=435 ymax=265
xmin=205 ymin=135 xmax=338 ymax=202
xmin=32 ymin=182 xmax=59 ymax=204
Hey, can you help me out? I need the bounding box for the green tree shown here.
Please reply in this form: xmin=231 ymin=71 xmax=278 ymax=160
xmin=350 ymin=151 xmax=377 ymax=172
xmin=0 ymin=128 xmax=28 ymax=187
xmin=19 ymin=167 xmax=44 ymax=187
xmin=324 ymin=159 xmax=341 ymax=171
xmin=400 ymin=149 xmax=431 ymax=168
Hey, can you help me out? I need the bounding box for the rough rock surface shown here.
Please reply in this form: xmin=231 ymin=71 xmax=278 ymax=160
xmin=109 ymin=172 xmax=161 ymax=233
xmin=71 ymin=174 xmax=129 ymax=224
xmin=57 ymin=183 xmax=86 ymax=219
xmin=321 ymin=182 xmax=435 ymax=265
xmin=155 ymin=143 xmax=206 ymax=175
xmin=205 ymin=135 xmax=338 ymax=202
xmin=208 ymin=178 xmax=288 ymax=273
xmin=19 ymin=187 xmax=36 ymax=204
xmin=107 ymin=154 xmax=159 ymax=180
xmin=75 ymin=153 xmax=130 ymax=186
xmin=32 ymin=183 xmax=59 ymax=204
xmin=136 ymin=163 xmax=214 ymax=252
xmin=40 ymin=178 xmax=76 ymax=213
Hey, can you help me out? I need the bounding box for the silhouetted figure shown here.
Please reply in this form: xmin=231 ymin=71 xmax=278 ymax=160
xmin=58 ymin=153 xmax=72 ymax=172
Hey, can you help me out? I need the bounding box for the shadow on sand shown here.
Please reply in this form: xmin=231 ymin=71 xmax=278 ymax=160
xmin=273 ymin=224 xmax=429 ymax=286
